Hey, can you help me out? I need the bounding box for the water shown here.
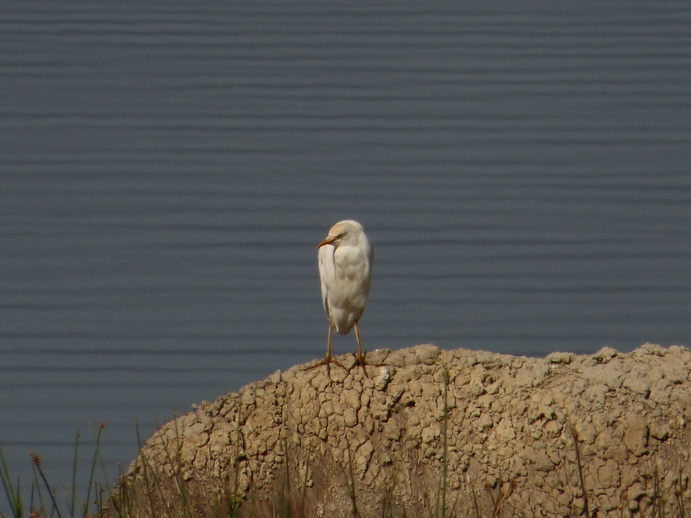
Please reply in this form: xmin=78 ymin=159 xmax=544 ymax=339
xmin=1 ymin=1 xmax=690 ymax=507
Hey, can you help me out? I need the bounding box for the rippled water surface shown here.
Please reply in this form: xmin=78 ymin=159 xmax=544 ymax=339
xmin=1 ymin=1 xmax=690 ymax=501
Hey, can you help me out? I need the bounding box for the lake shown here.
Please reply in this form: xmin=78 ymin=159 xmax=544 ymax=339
xmin=1 ymin=1 xmax=690 ymax=508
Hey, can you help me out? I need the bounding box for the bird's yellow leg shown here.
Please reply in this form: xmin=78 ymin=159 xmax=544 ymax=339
xmin=353 ymin=322 xmax=368 ymax=376
xmin=307 ymin=325 xmax=347 ymax=374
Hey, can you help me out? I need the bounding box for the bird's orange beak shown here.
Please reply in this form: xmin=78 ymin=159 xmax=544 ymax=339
xmin=317 ymin=235 xmax=337 ymax=248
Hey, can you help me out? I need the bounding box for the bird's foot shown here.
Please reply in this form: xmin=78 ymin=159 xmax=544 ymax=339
xmin=351 ymin=352 xmax=368 ymax=377
xmin=306 ymin=354 xmax=348 ymax=377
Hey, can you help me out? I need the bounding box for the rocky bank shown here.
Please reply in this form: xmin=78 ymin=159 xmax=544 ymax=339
xmin=115 ymin=343 xmax=691 ymax=517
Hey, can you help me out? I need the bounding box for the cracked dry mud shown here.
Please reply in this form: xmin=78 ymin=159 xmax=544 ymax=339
xmin=116 ymin=343 xmax=691 ymax=516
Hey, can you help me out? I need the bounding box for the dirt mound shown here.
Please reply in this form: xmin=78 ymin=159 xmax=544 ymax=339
xmin=115 ymin=343 xmax=691 ymax=517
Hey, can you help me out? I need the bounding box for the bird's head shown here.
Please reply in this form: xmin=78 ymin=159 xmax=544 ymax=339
xmin=317 ymin=220 xmax=365 ymax=249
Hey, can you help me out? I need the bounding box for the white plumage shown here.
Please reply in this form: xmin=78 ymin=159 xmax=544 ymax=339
xmin=316 ymin=219 xmax=373 ymax=368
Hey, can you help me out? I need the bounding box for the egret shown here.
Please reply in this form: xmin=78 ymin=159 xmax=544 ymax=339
xmin=313 ymin=220 xmax=373 ymax=371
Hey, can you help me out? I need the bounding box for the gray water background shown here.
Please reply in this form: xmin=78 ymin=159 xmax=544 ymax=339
xmin=1 ymin=1 xmax=690 ymax=503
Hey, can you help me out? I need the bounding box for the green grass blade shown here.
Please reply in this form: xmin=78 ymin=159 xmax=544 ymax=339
xmin=82 ymin=423 xmax=105 ymax=517
xmin=30 ymin=452 xmax=64 ymax=518
xmin=0 ymin=446 xmax=23 ymax=517
xmin=70 ymin=431 xmax=80 ymax=518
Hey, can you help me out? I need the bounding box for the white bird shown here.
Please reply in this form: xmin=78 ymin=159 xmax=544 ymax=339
xmin=314 ymin=220 xmax=373 ymax=371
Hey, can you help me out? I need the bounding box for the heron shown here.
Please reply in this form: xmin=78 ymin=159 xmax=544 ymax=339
xmin=313 ymin=220 xmax=373 ymax=372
